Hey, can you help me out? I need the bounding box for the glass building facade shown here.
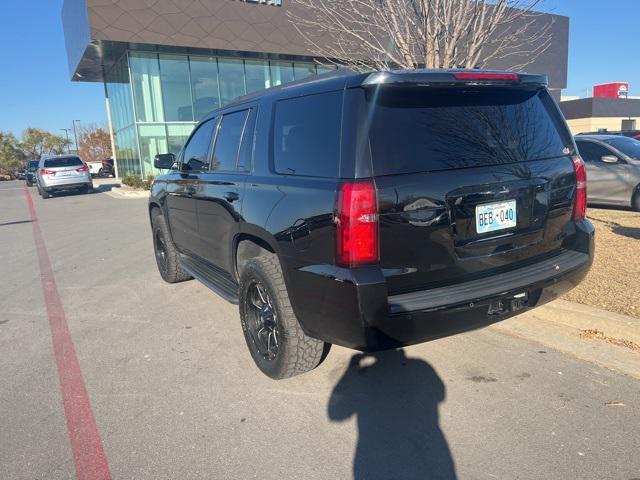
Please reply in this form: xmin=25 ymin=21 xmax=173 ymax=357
xmin=104 ymin=51 xmax=335 ymax=178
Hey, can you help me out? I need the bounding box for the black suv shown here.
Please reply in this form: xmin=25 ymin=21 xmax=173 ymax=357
xmin=149 ymin=69 xmax=594 ymax=379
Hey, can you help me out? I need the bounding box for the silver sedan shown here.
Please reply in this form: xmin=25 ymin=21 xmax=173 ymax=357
xmin=575 ymin=135 xmax=640 ymax=210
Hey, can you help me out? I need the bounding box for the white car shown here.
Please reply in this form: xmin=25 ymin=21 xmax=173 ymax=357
xmin=87 ymin=161 xmax=105 ymax=177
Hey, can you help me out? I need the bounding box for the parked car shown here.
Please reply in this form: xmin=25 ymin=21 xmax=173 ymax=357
xmin=574 ymin=135 xmax=640 ymax=210
xmin=87 ymin=158 xmax=116 ymax=177
xmin=101 ymin=158 xmax=116 ymax=177
xmin=16 ymin=168 xmax=26 ymax=180
xmin=36 ymin=155 xmax=93 ymax=199
xmin=149 ymin=69 xmax=594 ymax=379
xmin=25 ymin=160 xmax=40 ymax=186
xmin=87 ymin=161 xmax=104 ymax=177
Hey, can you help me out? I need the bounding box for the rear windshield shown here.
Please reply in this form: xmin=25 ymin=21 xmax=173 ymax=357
xmin=602 ymin=136 xmax=640 ymax=159
xmin=43 ymin=157 xmax=83 ymax=168
xmin=367 ymin=87 xmax=571 ymax=175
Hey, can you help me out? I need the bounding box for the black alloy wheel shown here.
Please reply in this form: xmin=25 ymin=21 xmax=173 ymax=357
xmin=244 ymin=280 xmax=279 ymax=361
xmin=154 ymin=229 xmax=169 ymax=277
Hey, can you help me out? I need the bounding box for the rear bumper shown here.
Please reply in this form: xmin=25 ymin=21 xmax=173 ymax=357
xmin=286 ymin=220 xmax=594 ymax=351
xmin=41 ymin=179 xmax=92 ymax=191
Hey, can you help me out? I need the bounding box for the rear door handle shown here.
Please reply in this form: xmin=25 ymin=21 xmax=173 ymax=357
xmin=223 ymin=191 xmax=239 ymax=202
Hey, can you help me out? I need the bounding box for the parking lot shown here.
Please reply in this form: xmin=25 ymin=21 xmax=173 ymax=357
xmin=1 ymin=180 xmax=639 ymax=480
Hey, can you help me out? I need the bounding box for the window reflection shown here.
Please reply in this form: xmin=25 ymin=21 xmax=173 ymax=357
xmin=270 ymin=61 xmax=294 ymax=86
xmin=218 ymin=58 xmax=246 ymax=105
xmin=159 ymin=54 xmax=193 ymax=122
xmin=245 ymin=60 xmax=270 ymax=93
xmin=167 ymin=124 xmax=195 ymax=157
xmin=138 ymin=124 xmax=169 ymax=177
xmin=190 ymin=57 xmax=220 ymax=120
xmin=293 ymin=62 xmax=316 ymax=80
xmin=130 ymin=52 xmax=164 ymax=122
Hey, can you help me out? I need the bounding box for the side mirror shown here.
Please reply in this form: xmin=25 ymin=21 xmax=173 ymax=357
xmin=601 ymin=155 xmax=619 ymax=164
xmin=154 ymin=153 xmax=176 ymax=169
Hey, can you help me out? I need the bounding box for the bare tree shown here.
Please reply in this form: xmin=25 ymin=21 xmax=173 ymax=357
xmin=77 ymin=123 xmax=112 ymax=163
xmin=287 ymin=0 xmax=554 ymax=71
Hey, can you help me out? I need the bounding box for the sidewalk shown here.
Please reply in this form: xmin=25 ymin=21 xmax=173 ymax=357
xmin=93 ymin=177 xmax=149 ymax=199
xmin=493 ymin=299 xmax=640 ymax=379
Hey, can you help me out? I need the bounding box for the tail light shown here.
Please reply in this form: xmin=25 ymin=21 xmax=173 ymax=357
xmin=572 ymin=155 xmax=587 ymax=220
xmin=77 ymin=164 xmax=89 ymax=172
xmin=40 ymin=169 xmax=55 ymax=175
xmin=453 ymin=72 xmax=519 ymax=81
xmin=336 ymin=180 xmax=379 ymax=267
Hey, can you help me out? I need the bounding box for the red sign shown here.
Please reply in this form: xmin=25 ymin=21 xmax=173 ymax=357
xmin=593 ymin=82 xmax=629 ymax=99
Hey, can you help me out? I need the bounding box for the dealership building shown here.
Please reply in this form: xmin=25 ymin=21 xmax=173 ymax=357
xmin=62 ymin=0 xmax=569 ymax=178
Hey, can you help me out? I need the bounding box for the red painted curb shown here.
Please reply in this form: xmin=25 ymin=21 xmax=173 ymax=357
xmin=24 ymin=186 xmax=112 ymax=480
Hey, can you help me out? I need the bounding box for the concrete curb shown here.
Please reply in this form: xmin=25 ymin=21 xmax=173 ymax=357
xmin=492 ymin=299 xmax=640 ymax=379
xmin=102 ymin=187 xmax=149 ymax=199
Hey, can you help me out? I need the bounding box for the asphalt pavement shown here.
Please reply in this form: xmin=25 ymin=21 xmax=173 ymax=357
xmin=1 ymin=180 xmax=638 ymax=480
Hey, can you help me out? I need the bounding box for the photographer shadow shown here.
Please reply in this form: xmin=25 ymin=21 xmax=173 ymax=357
xmin=328 ymin=349 xmax=456 ymax=480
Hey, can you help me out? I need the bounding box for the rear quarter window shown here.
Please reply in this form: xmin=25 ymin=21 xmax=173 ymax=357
xmin=44 ymin=157 xmax=83 ymax=168
xmin=367 ymin=87 xmax=571 ymax=175
xmin=273 ymin=91 xmax=342 ymax=177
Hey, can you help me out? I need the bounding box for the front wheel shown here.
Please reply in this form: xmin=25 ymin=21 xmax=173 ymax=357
xmin=239 ymin=254 xmax=328 ymax=379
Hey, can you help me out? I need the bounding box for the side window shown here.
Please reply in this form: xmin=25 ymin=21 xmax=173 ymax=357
xmin=182 ymin=119 xmax=216 ymax=171
xmin=273 ymin=91 xmax=342 ymax=177
xmin=211 ymin=110 xmax=248 ymax=172
xmin=576 ymin=141 xmax=612 ymax=163
xmin=237 ymin=108 xmax=256 ymax=172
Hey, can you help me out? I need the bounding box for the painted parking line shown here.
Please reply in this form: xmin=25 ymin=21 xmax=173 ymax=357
xmin=24 ymin=186 xmax=112 ymax=480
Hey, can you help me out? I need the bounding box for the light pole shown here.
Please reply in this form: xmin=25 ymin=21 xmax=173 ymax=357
xmin=72 ymin=120 xmax=81 ymax=154
xmin=61 ymin=128 xmax=72 ymax=153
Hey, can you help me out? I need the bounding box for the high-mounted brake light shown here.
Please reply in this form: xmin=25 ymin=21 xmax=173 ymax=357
xmin=77 ymin=164 xmax=89 ymax=172
xmin=336 ymin=181 xmax=379 ymax=267
xmin=572 ymin=155 xmax=587 ymax=221
xmin=453 ymin=73 xmax=519 ymax=81
xmin=40 ymin=169 xmax=55 ymax=175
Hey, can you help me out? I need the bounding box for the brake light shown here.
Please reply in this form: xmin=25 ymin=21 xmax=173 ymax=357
xmin=453 ymin=72 xmax=519 ymax=81
xmin=77 ymin=164 xmax=89 ymax=172
xmin=336 ymin=181 xmax=379 ymax=267
xmin=40 ymin=169 xmax=55 ymax=175
xmin=572 ymin=155 xmax=587 ymax=221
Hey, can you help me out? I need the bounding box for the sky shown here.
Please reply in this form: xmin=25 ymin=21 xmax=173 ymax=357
xmin=0 ymin=0 xmax=639 ymax=137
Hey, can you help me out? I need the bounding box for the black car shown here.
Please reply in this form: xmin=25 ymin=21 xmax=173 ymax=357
xmin=149 ymin=69 xmax=594 ymax=379
xmin=25 ymin=160 xmax=39 ymax=186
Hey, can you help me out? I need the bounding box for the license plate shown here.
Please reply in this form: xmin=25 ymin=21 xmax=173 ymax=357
xmin=58 ymin=171 xmax=74 ymax=177
xmin=476 ymin=200 xmax=517 ymax=234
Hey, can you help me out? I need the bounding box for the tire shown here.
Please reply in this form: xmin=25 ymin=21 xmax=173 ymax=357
xmin=41 ymin=188 xmax=50 ymax=199
xmin=98 ymin=168 xmax=104 ymax=177
xmin=239 ymin=253 xmax=328 ymax=379
xmin=26 ymin=181 xmax=32 ymax=187
xmin=151 ymin=209 xmax=192 ymax=283
xmin=85 ymin=185 xmax=94 ymax=194
xmin=632 ymin=188 xmax=640 ymax=212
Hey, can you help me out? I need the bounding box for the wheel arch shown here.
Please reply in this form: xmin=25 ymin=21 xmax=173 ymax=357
xmin=234 ymin=233 xmax=278 ymax=282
